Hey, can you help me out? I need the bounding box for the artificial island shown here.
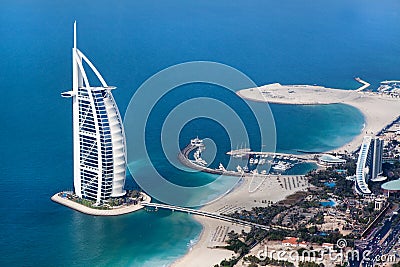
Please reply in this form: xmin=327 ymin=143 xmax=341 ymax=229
xmin=51 ymin=22 xmax=150 ymax=215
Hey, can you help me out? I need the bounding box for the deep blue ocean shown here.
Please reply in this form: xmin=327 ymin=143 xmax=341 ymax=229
xmin=1 ymin=0 xmax=399 ymax=266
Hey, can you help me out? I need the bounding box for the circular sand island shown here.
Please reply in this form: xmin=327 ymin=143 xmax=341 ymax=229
xmin=237 ymin=83 xmax=361 ymax=105
xmin=237 ymin=82 xmax=400 ymax=153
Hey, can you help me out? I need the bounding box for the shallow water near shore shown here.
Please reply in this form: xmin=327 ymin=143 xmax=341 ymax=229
xmin=1 ymin=0 xmax=399 ymax=266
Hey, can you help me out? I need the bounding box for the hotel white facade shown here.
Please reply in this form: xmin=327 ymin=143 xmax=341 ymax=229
xmin=355 ymin=136 xmax=384 ymax=195
xmin=62 ymin=22 xmax=126 ymax=204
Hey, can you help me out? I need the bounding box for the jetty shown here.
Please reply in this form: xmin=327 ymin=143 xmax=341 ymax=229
xmin=355 ymin=77 xmax=370 ymax=91
xmin=178 ymin=142 xmax=243 ymax=177
xmin=381 ymin=80 xmax=400 ymax=84
xmin=226 ymin=149 xmax=317 ymax=160
xmin=178 ymin=139 xmax=318 ymax=180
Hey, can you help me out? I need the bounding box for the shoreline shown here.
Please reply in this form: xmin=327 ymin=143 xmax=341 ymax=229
xmin=172 ymin=172 xmax=310 ymax=266
xmin=331 ymin=97 xmax=400 ymax=154
xmin=172 ymin=215 xmax=241 ymax=267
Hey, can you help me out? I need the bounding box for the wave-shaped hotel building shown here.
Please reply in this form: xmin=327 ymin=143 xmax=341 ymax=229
xmin=61 ymin=22 xmax=127 ymax=204
xmin=355 ymin=136 xmax=384 ymax=195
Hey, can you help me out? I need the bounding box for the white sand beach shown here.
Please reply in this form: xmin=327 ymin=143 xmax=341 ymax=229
xmin=237 ymin=83 xmax=400 ymax=153
xmin=173 ymin=174 xmax=309 ymax=267
xmin=173 ymin=216 xmax=247 ymax=267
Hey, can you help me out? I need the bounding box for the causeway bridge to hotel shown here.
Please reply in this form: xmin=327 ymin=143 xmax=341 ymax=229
xmin=141 ymin=202 xmax=270 ymax=231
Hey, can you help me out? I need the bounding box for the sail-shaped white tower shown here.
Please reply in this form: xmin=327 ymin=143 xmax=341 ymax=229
xmin=62 ymin=22 xmax=126 ymax=204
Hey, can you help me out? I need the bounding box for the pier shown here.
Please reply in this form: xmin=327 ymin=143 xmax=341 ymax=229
xmin=355 ymin=77 xmax=371 ymax=92
xmin=178 ymin=140 xmax=318 ymax=179
xmin=381 ymin=80 xmax=400 ymax=84
xmin=178 ymin=143 xmax=242 ymax=176
xmin=226 ymin=149 xmax=317 ymax=160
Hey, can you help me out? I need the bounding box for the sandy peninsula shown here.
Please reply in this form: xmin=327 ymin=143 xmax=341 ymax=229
xmin=237 ymin=83 xmax=400 ymax=153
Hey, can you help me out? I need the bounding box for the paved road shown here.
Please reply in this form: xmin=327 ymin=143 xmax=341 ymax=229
xmin=351 ymin=212 xmax=400 ymax=267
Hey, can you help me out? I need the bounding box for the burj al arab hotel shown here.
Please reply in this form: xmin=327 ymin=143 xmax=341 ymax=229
xmin=62 ymin=22 xmax=127 ymax=204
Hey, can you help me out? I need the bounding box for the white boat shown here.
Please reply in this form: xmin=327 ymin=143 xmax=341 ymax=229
xmin=236 ymin=165 xmax=243 ymax=173
xmin=272 ymin=165 xmax=286 ymax=171
xmin=218 ymin=163 xmax=226 ymax=172
xmin=193 ymin=147 xmax=207 ymax=166
xmin=226 ymin=144 xmax=251 ymax=158
xmin=272 ymin=162 xmax=289 ymax=171
xmin=191 ymin=137 xmax=204 ymax=147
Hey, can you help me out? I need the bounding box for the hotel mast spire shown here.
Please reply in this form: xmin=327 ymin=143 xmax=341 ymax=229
xmin=73 ymin=21 xmax=77 ymax=49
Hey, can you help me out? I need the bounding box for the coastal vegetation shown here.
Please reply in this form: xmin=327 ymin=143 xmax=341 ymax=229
xmin=306 ymin=168 xmax=354 ymax=199
xmin=383 ymin=161 xmax=400 ymax=180
xmin=214 ymin=228 xmax=295 ymax=267
xmin=210 ymin=125 xmax=400 ymax=267
xmin=73 ymin=197 xmax=110 ymax=210
xmin=241 ymin=255 xmax=294 ymax=267
xmin=62 ymin=189 xmax=143 ymax=210
xmin=213 ymin=157 xmax=378 ymax=266
xmin=227 ymin=205 xmax=287 ymax=226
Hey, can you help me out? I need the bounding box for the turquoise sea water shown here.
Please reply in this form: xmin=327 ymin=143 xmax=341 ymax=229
xmin=1 ymin=0 xmax=400 ymax=266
